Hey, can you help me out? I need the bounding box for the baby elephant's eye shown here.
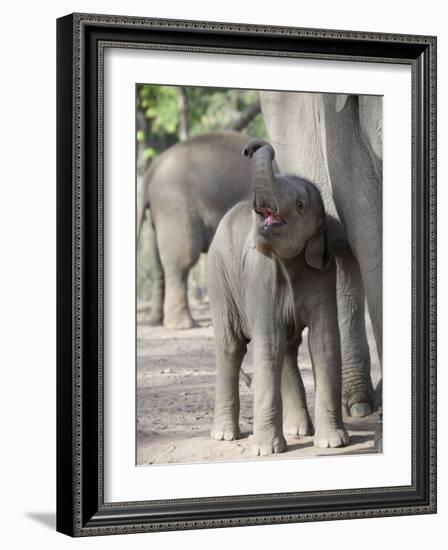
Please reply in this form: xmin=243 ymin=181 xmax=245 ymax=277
xmin=296 ymin=199 xmax=305 ymax=212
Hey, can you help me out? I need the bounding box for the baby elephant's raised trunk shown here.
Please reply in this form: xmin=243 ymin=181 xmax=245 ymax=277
xmin=242 ymin=139 xmax=279 ymax=213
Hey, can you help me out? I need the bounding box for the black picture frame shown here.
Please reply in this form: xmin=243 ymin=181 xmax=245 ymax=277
xmin=56 ymin=13 xmax=437 ymax=537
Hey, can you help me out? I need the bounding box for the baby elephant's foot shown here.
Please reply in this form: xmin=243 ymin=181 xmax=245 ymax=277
xmin=252 ymin=433 xmax=286 ymax=456
xmin=211 ymin=419 xmax=241 ymax=441
xmin=314 ymin=426 xmax=349 ymax=449
xmin=283 ymin=408 xmax=314 ymax=437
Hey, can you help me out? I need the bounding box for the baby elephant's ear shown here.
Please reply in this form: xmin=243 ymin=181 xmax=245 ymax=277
xmin=305 ymin=228 xmax=331 ymax=272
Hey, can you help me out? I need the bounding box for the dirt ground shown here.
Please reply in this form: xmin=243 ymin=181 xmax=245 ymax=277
xmin=137 ymin=301 xmax=382 ymax=465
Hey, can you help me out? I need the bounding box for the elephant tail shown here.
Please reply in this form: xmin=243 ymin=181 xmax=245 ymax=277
xmin=137 ymin=161 xmax=157 ymax=245
xmin=136 ymin=193 xmax=149 ymax=246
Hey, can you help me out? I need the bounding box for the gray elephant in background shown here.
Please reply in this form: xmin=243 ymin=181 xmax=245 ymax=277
xmin=208 ymin=139 xmax=348 ymax=456
xmin=261 ymin=92 xmax=382 ymax=416
xmin=137 ymin=131 xmax=252 ymax=329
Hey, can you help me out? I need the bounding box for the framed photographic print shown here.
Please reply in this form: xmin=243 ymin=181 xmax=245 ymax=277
xmin=56 ymin=13 xmax=437 ymax=536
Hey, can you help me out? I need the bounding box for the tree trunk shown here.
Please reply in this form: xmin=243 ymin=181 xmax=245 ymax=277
xmin=177 ymin=87 xmax=189 ymax=141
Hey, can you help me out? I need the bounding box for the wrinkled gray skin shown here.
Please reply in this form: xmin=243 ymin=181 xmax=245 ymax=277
xmin=138 ymin=131 xmax=252 ymax=329
xmin=261 ymin=92 xmax=382 ymax=415
xmin=208 ymin=139 xmax=349 ymax=455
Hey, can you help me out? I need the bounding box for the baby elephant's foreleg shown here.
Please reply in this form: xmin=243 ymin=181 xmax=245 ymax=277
xmin=211 ymin=339 xmax=246 ymax=441
xmin=281 ymin=341 xmax=314 ymax=437
xmin=308 ymin=305 xmax=349 ymax=449
xmin=252 ymin=341 xmax=287 ymax=456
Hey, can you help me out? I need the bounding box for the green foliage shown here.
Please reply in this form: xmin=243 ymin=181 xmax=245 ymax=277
xmin=136 ymin=84 xmax=268 ymax=300
xmin=143 ymin=147 xmax=156 ymax=160
xmin=136 ymin=84 xmax=267 ymax=164
xmin=187 ymin=88 xmax=265 ymax=137
xmin=247 ymin=112 xmax=268 ymax=140
xmin=137 ymin=85 xmax=180 ymax=154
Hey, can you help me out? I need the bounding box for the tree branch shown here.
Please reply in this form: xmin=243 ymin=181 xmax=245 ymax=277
xmin=228 ymin=99 xmax=261 ymax=131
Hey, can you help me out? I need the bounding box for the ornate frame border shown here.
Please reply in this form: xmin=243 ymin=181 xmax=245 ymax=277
xmin=56 ymin=13 xmax=437 ymax=537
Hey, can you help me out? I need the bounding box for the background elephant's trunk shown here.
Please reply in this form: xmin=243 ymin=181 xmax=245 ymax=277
xmin=242 ymin=139 xmax=278 ymax=212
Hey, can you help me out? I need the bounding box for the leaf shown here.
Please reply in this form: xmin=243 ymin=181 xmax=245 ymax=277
xmin=143 ymin=147 xmax=156 ymax=160
xmin=145 ymin=107 xmax=157 ymax=118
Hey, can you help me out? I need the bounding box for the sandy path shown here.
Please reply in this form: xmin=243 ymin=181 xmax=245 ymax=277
xmin=137 ymin=302 xmax=381 ymax=465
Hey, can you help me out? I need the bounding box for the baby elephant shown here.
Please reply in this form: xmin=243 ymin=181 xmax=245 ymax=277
xmin=207 ymin=139 xmax=349 ymax=456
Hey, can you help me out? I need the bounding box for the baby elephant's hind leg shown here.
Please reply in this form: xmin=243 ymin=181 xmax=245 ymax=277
xmin=281 ymin=341 xmax=314 ymax=437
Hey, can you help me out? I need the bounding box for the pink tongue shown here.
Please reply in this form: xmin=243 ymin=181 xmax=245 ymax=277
xmin=265 ymin=213 xmax=280 ymax=227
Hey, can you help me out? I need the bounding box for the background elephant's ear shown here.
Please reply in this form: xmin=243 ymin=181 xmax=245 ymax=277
xmin=335 ymin=94 xmax=349 ymax=112
xmin=305 ymin=228 xmax=331 ymax=272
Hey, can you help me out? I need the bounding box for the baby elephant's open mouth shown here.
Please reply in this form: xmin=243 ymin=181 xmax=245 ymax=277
xmin=258 ymin=207 xmax=286 ymax=229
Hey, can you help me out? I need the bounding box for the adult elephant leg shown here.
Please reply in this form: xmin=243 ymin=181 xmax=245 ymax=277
xmin=281 ymin=339 xmax=314 ymax=436
xmin=354 ymin=235 xmax=383 ymax=408
xmin=147 ymin=215 xmax=165 ymax=326
xmin=321 ymin=94 xmax=382 ymax=397
xmin=336 ymin=247 xmax=375 ymax=417
xmin=156 ymin=220 xmax=201 ymax=330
